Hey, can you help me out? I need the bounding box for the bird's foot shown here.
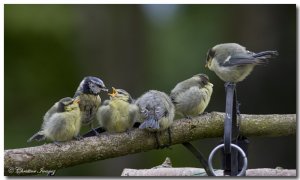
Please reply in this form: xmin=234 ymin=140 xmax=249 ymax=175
xmin=199 ymin=111 xmax=209 ymax=116
xmin=167 ymin=127 xmax=172 ymax=145
xmin=156 ymin=128 xmax=173 ymax=149
xmin=53 ymin=141 xmax=62 ymax=147
xmin=224 ymin=82 xmax=236 ymax=91
xmin=92 ymin=128 xmax=101 ymax=137
xmin=125 ymin=129 xmax=133 ymax=137
xmin=154 ymin=132 xmax=161 ymax=149
xmin=184 ymin=115 xmax=192 ymax=119
xmin=74 ymin=135 xmax=83 ymax=141
xmin=236 ymin=101 xmax=242 ymax=116
xmin=47 ymin=170 xmax=56 ymax=176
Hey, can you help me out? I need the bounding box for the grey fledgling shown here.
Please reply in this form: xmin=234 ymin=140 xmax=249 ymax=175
xmin=205 ymin=43 xmax=278 ymax=83
xmin=74 ymin=76 xmax=108 ymax=135
xmin=170 ymin=74 xmax=213 ymax=118
xmin=27 ymin=97 xmax=81 ymax=146
xmin=96 ymin=87 xmax=138 ymax=133
xmin=135 ymin=90 xmax=175 ymax=148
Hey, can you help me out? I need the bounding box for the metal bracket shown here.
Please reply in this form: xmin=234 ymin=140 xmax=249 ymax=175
xmin=208 ymin=82 xmax=248 ymax=176
xmin=208 ymin=143 xmax=248 ymax=176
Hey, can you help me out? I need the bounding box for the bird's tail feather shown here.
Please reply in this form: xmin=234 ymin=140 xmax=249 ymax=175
xmin=139 ymin=118 xmax=159 ymax=130
xmin=253 ymin=51 xmax=279 ymax=63
xmin=27 ymin=132 xmax=45 ymax=142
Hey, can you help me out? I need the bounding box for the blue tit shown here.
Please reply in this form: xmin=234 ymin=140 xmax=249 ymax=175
xmin=96 ymin=87 xmax=138 ymax=133
xmin=27 ymin=97 xmax=81 ymax=146
xmin=205 ymin=43 xmax=278 ymax=83
xmin=135 ymin=90 xmax=175 ymax=148
xmin=170 ymin=74 xmax=213 ymax=118
xmin=74 ymin=76 xmax=108 ymax=135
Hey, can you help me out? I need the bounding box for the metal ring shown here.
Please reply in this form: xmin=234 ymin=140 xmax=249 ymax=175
xmin=208 ymin=144 xmax=248 ymax=176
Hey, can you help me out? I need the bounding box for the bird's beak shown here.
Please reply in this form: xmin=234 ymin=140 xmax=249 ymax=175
xmin=205 ymin=63 xmax=208 ymax=68
xmin=108 ymin=87 xmax=117 ymax=97
xmin=101 ymin=87 xmax=109 ymax=92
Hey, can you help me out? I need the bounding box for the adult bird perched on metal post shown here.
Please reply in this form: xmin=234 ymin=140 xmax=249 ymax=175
xmin=205 ymin=43 xmax=278 ymax=83
xmin=135 ymin=90 xmax=175 ymax=148
xmin=74 ymin=76 xmax=108 ymax=136
xmin=27 ymin=97 xmax=81 ymax=146
xmin=170 ymin=74 xmax=213 ymax=118
xmin=205 ymin=43 xmax=278 ymax=175
xmin=96 ymin=87 xmax=139 ymax=133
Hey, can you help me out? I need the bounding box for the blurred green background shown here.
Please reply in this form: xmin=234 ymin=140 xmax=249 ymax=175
xmin=4 ymin=4 xmax=296 ymax=176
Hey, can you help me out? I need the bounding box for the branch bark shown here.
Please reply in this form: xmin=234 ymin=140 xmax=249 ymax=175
xmin=121 ymin=167 xmax=296 ymax=176
xmin=4 ymin=112 xmax=296 ymax=176
xmin=121 ymin=157 xmax=296 ymax=176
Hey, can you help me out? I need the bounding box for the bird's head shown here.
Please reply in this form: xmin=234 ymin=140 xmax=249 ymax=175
xmin=57 ymin=97 xmax=80 ymax=112
xmin=78 ymin=76 xmax=108 ymax=96
xmin=205 ymin=48 xmax=215 ymax=69
xmin=108 ymin=87 xmax=133 ymax=103
xmin=194 ymin=73 xmax=210 ymax=86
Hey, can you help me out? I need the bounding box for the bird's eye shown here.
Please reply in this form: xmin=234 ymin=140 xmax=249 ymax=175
xmin=209 ymin=49 xmax=215 ymax=57
xmin=118 ymin=91 xmax=123 ymax=95
xmin=206 ymin=49 xmax=215 ymax=62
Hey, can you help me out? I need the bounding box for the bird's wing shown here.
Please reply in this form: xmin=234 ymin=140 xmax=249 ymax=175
xmin=139 ymin=116 xmax=160 ymax=130
xmin=129 ymin=104 xmax=139 ymax=123
xmin=42 ymin=102 xmax=60 ymax=127
xmin=170 ymin=80 xmax=199 ymax=103
xmin=27 ymin=131 xmax=45 ymax=142
xmin=221 ymin=50 xmax=278 ymax=67
xmin=221 ymin=53 xmax=258 ymax=67
xmin=96 ymin=105 xmax=112 ymax=127
xmin=102 ymin=99 xmax=110 ymax=106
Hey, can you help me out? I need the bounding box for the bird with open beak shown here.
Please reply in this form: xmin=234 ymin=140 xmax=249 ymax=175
xmin=96 ymin=87 xmax=138 ymax=133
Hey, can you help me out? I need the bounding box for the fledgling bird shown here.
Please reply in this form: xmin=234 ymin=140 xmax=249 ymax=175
xmin=74 ymin=76 xmax=108 ymax=135
xmin=205 ymin=43 xmax=278 ymax=83
xmin=27 ymin=97 xmax=81 ymax=146
xmin=135 ymin=90 xmax=175 ymax=148
xmin=170 ymin=74 xmax=213 ymax=118
xmin=96 ymin=87 xmax=138 ymax=133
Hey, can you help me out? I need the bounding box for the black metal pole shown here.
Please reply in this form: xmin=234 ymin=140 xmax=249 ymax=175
xmin=222 ymin=83 xmax=239 ymax=176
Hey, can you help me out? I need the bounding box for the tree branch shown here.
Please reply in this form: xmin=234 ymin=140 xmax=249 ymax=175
xmin=121 ymin=157 xmax=296 ymax=176
xmin=4 ymin=112 xmax=296 ymax=175
xmin=121 ymin=167 xmax=296 ymax=176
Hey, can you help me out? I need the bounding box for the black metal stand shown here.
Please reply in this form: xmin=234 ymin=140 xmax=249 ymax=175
xmin=208 ymin=83 xmax=248 ymax=176
xmin=222 ymin=83 xmax=239 ymax=176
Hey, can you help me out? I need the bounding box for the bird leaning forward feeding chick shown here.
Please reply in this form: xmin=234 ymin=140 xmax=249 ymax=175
xmin=74 ymin=76 xmax=108 ymax=136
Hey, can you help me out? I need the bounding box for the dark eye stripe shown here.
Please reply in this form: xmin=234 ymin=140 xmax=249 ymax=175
xmin=117 ymin=89 xmax=129 ymax=96
xmin=206 ymin=48 xmax=215 ymax=62
xmin=209 ymin=49 xmax=215 ymax=57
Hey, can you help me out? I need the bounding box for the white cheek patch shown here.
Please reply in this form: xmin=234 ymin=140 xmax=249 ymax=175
xmin=224 ymin=55 xmax=231 ymax=63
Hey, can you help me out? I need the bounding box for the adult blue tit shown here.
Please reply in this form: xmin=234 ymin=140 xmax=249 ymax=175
xmin=96 ymin=87 xmax=138 ymax=133
xmin=135 ymin=90 xmax=175 ymax=148
xmin=74 ymin=76 xmax=108 ymax=135
xmin=205 ymin=43 xmax=278 ymax=83
xmin=27 ymin=97 xmax=81 ymax=146
xmin=170 ymin=74 xmax=213 ymax=118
